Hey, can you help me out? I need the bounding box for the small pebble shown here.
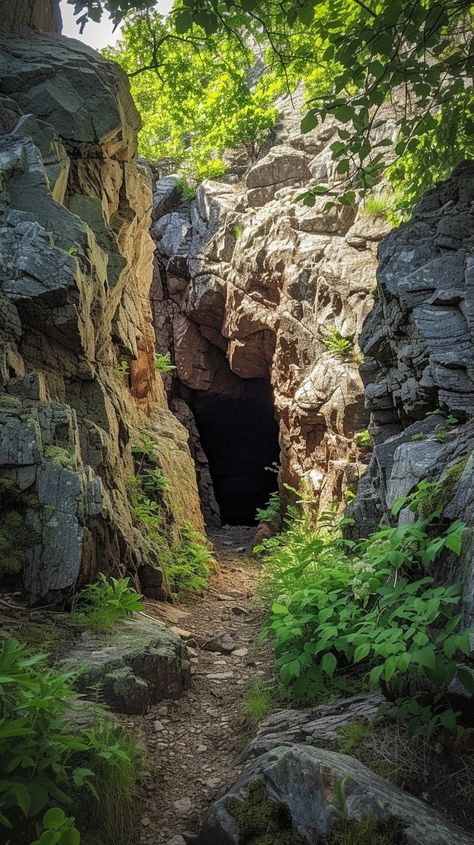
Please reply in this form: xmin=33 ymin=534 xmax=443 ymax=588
xmin=173 ymin=797 xmax=192 ymax=816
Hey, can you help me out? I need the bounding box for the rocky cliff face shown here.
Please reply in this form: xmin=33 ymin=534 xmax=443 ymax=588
xmin=350 ymin=162 xmax=474 ymax=622
xmin=0 ymin=30 xmax=203 ymax=603
xmin=152 ymin=108 xmax=392 ymax=524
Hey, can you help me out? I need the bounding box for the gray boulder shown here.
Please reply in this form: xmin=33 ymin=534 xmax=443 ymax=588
xmin=197 ymin=745 xmax=473 ymax=845
xmin=62 ymin=616 xmax=191 ymax=714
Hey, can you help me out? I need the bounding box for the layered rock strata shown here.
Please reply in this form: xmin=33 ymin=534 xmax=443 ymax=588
xmin=350 ymin=163 xmax=474 ymax=622
xmin=0 ymin=30 xmax=203 ymax=602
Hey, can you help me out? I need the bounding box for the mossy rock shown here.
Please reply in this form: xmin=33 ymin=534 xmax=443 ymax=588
xmin=0 ymin=477 xmax=41 ymax=579
xmin=226 ymin=780 xmax=303 ymax=845
xmin=329 ymin=816 xmax=403 ymax=845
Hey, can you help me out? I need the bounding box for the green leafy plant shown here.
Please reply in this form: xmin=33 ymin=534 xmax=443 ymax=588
xmin=354 ymin=430 xmax=371 ymax=449
xmin=255 ymin=491 xmax=281 ymax=524
xmin=71 ymin=575 xmax=143 ymax=631
xmin=44 ymin=446 xmax=77 ymax=472
xmin=30 ymin=807 xmax=80 ymax=845
xmin=263 ymin=481 xmax=470 ymax=738
xmin=322 ymin=328 xmax=360 ymax=362
xmin=0 ymin=639 xmax=142 ymax=845
xmin=103 ymin=11 xmax=277 ymax=184
xmin=65 ymin=247 xmax=78 ymax=257
xmin=155 ymin=352 xmax=176 ymax=375
xmin=166 ymin=523 xmax=215 ymax=594
xmin=0 ymin=640 xmax=95 ymax=838
xmin=111 ymin=361 xmax=129 ymax=385
xmin=131 ymin=433 xmax=156 ymax=463
xmin=73 ymin=722 xmax=142 ymax=845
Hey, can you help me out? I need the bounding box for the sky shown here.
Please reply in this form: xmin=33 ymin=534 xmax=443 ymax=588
xmin=59 ymin=0 xmax=173 ymax=51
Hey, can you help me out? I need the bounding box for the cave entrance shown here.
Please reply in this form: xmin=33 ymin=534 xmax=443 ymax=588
xmin=190 ymin=379 xmax=280 ymax=526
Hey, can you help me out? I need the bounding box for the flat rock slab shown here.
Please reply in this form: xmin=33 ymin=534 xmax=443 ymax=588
xmin=62 ymin=616 xmax=191 ymax=714
xmin=239 ymin=692 xmax=388 ymax=761
xmin=197 ymin=744 xmax=473 ymax=845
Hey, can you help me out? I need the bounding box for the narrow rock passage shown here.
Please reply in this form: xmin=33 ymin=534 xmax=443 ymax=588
xmin=129 ymin=526 xmax=274 ymax=845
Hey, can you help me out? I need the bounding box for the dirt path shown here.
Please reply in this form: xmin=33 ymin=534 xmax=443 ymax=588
xmin=128 ymin=526 xmax=274 ymax=845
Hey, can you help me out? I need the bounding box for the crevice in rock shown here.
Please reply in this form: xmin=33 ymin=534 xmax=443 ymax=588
xmin=189 ymin=378 xmax=280 ymax=526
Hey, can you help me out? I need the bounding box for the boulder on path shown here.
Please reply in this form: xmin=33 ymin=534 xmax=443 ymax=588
xmin=62 ymin=616 xmax=191 ymax=714
xmin=202 ymin=632 xmax=237 ymax=654
xmin=196 ymin=744 xmax=473 ymax=845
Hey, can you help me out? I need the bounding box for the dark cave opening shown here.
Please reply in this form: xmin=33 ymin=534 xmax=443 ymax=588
xmin=190 ymin=379 xmax=280 ymax=526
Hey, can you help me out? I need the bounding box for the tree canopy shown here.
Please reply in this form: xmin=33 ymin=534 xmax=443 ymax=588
xmin=71 ymin=0 xmax=473 ymax=210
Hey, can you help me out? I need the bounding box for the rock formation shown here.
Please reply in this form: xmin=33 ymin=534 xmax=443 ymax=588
xmin=152 ymin=107 xmax=393 ymax=525
xmin=0 ymin=24 xmax=204 ymax=603
xmin=350 ymin=163 xmax=474 ymax=623
xmin=197 ymin=743 xmax=472 ymax=845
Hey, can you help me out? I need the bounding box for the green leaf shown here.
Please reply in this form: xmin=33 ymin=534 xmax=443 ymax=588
xmin=457 ymin=668 xmax=474 ymax=695
xmin=440 ymin=709 xmax=457 ymax=734
xmin=444 ymin=531 xmax=463 ymax=555
xmin=301 ymin=111 xmax=318 ymax=133
xmin=334 ymin=106 xmax=354 ymax=124
xmin=61 ymin=831 xmax=80 ymax=845
xmin=43 ymin=808 xmax=66 ymax=830
xmin=174 ymin=10 xmax=193 ymax=33
xmin=321 ymin=652 xmax=337 ymax=677
xmin=12 ymin=783 xmax=31 ymax=817
xmin=271 ymin=603 xmax=289 ymax=616
xmin=336 ymin=159 xmax=350 ymax=175
xmin=354 ymin=642 xmax=370 ymax=663
xmin=297 ymin=4 xmax=315 ymax=25
xmin=411 ymin=646 xmax=436 ymax=670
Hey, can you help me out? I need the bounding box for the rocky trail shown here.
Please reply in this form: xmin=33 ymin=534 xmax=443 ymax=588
xmin=128 ymin=526 xmax=274 ymax=845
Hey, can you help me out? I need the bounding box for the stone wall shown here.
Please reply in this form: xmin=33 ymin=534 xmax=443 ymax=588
xmin=152 ymin=110 xmax=394 ymax=520
xmin=350 ymin=162 xmax=474 ymax=623
xmin=0 ymin=31 xmax=203 ymax=603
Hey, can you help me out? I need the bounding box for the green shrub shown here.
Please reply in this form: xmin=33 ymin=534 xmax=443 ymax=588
xmin=30 ymin=807 xmax=80 ymax=845
xmin=263 ymin=483 xmax=471 ymax=738
xmin=71 ymin=575 xmax=143 ymax=632
xmin=73 ymin=722 xmax=142 ymax=845
xmin=354 ymin=430 xmax=371 ymax=449
xmin=255 ymin=491 xmax=281 ymax=524
xmin=0 ymin=639 xmax=142 ymax=845
xmin=256 ymin=505 xmax=350 ymax=606
xmin=155 ymin=352 xmax=176 ymax=375
xmin=44 ymin=446 xmax=76 ymax=471
xmin=128 ymin=453 xmax=214 ymax=596
xmin=322 ymin=328 xmax=360 ymax=363
xmin=167 ymin=524 xmax=215 ymax=595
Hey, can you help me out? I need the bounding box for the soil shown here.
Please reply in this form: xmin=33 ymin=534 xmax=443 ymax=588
xmin=127 ymin=525 xmax=275 ymax=845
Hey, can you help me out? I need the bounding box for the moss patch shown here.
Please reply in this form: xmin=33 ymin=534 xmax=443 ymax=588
xmin=226 ymin=780 xmax=303 ymax=845
xmin=418 ymin=457 xmax=468 ymax=519
xmin=16 ymin=622 xmax=75 ymax=663
xmin=329 ymin=816 xmax=403 ymax=845
xmin=44 ymin=445 xmax=77 ymax=471
xmin=0 ymin=393 xmax=22 ymax=409
xmin=0 ymin=478 xmax=40 ymax=580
